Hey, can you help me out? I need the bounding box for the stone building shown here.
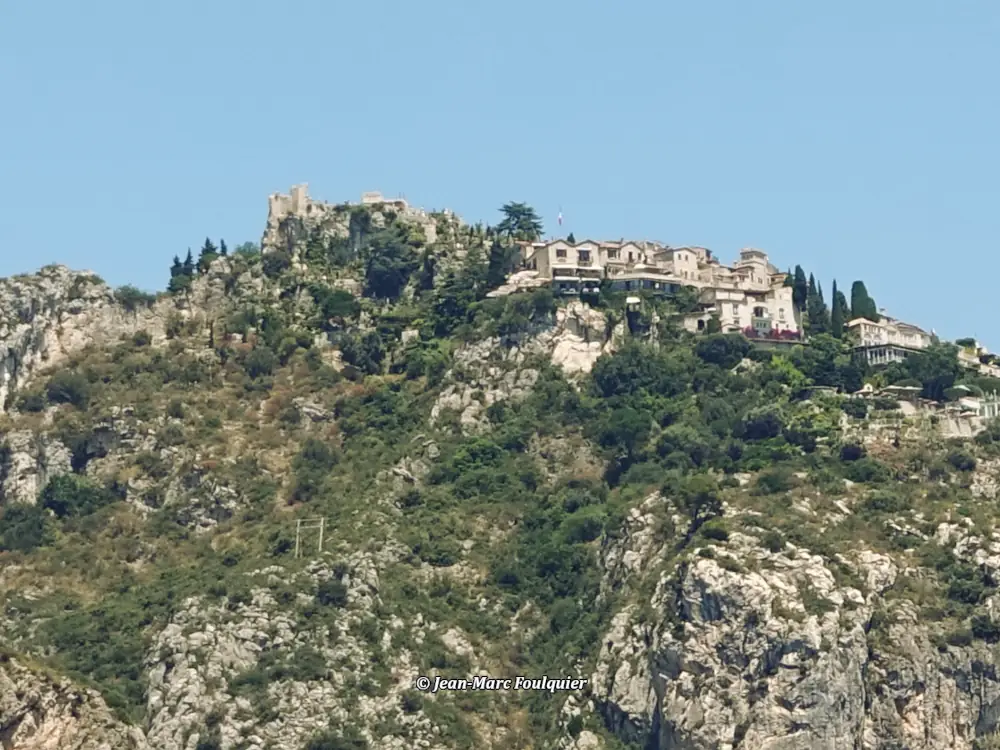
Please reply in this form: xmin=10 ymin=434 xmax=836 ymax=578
xmin=845 ymin=316 xmax=933 ymax=366
xmin=262 ymin=184 xmax=445 ymax=254
xmin=519 ymin=239 xmax=800 ymax=336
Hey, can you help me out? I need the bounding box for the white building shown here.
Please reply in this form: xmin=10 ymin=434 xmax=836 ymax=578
xmin=845 ymin=316 xmax=933 ymax=365
xmin=519 ymin=240 xmax=800 ymax=336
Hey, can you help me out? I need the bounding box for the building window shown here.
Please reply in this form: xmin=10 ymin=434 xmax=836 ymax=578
xmin=578 ymin=250 xmax=591 ymax=262
xmin=556 ymin=249 xmax=567 ymax=259
xmin=607 ymin=249 xmax=619 ymax=259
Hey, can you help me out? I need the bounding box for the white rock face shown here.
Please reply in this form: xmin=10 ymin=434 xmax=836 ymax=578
xmin=0 ymin=430 xmax=72 ymax=505
xmin=430 ymin=300 xmax=618 ymax=433
xmin=0 ymin=655 xmax=147 ymax=749
xmin=485 ymin=270 xmax=549 ymax=298
xmin=142 ymin=556 xmax=456 ymax=750
xmin=535 ymin=300 xmax=617 ymax=375
xmin=582 ymin=493 xmax=1000 ymax=750
xmin=0 ymin=262 xmax=250 ymax=415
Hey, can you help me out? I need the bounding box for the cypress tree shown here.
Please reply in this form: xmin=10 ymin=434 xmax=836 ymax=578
xmin=850 ymin=281 xmax=879 ymax=322
xmin=792 ymin=266 xmax=808 ymax=309
xmin=182 ymin=249 xmax=195 ymax=276
xmin=807 ymin=279 xmax=830 ymax=333
xmin=567 ymin=232 xmax=576 ymax=244
xmin=830 ymin=280 xmax=849 ymax=337
xmin=169 ymin=255 xmax=183 ymax=279
xmin=219 ymin=239 xmax=228 ymax=256
xmin=486 ymin=240 xmax=513 ymax=289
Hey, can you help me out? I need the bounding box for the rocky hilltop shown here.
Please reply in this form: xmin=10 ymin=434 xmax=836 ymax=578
xmin=2 ymin=193 xmax=1000 ymax=750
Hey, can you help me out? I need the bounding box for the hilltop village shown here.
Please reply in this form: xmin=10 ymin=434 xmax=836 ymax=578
xmin=262 ymin=184 xmax=1000 ymax=413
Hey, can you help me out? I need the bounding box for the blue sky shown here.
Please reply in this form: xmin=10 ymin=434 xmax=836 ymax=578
xmin=2 ymin=1 xmax=998 ymax=347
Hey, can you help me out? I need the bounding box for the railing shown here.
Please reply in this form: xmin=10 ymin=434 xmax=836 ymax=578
xmin=742 ymin=326 xmax=802 ymax=341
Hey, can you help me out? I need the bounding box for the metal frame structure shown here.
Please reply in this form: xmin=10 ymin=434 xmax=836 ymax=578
xmin=294 ymin=518 xmax=326 ymax=558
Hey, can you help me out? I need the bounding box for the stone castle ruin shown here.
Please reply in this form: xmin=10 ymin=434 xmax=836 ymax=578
xmin=262 ymin=184 xmax=448 ymax=256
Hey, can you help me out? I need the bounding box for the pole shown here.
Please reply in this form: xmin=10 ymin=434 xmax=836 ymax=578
xmin=294 ymin=519 xmax=301 ymax=559
xmin=318 ymin=518 xmax=325 ymax=554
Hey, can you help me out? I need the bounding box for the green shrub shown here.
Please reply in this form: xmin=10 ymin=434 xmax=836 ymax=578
xmin=695 ymin=334 xmax=751 ymax=369
xmin=972 ymin=614 xmax=1000 ymax=643
xmin=741 ymin=409 xmax=783 ymax=441
xmin=46 ymin=371 xmax=90 ymax=408
xmin=860 ymin=491 xmax=906 ymax=515
xmin=753 ymin=467 xmax=795 ymax=495
xmin=40 ymin=474 xmax=116 ymax=519
xmin=302 ymin=728 xmax=368 ymax=750
xmin=947 ymin=564 xmax=988 ymax=605
xmin=699 ymin=519 xmax=730 ymax=542
xmin=872 ymin=397 xmax=899 ymax=411
xmin=244 ymin=346 xmax=278 ymax=379
xmin=400 ymin=691 xmax=423 ymax=714
xmin=839 ymin=443 xmax=865 ymax=462
xmin=559 ymin=507 xmax=605 ymax=544
xmin=762 ymin=530 xmax=784 ymax=552
xmin=316 ymin=578 xmax=348 ymax=607
xmin=262 ymin=251 xmax=292 ymax=278
xmin=947 ymin=450 xmax=976 ymax=472
xmin=843 ymin=458 xmax=891 ymax=484
xmin=841 ymin=399 xmax=868 ymax=419
xmin=115 ymin=285 xmax=156 ymax=313
xmin=16 ymin=391 xmax=46 ymax=412
xmin=0 ymin=504 xmax=53 ymax=552
xmin=340 ymin=332 xmax=384 ymax=376
xmin=291 ymin=438 xmax=339 ymax=502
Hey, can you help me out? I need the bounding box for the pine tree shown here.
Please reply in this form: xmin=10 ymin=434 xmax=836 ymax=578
xmin=169 ymin=255 xmax=183 ymax=278
xmin=182 ymin=249 xmax=195 ymax=276
xmin=792 ymin=266 xmax=808 ymax=309
xmin=198 ymin=238 xmax=219 ymax=273
xmin=850 ymin=281 xmax=879 ymax=322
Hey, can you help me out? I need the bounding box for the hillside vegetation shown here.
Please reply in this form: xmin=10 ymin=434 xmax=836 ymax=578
xmin=3 ymin=203 xmax=1000 ymax=750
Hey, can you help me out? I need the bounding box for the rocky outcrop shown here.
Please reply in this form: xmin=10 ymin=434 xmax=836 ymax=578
xmin=430 ymin=337 xmax=541 ymax=433
xmin=0 ymin=262 xmax=250 ymax=415
xmin=581 ymin=493 xmax=1000 ymax=750
xmin=534 ymin=300 xmax=619 ymax=375
xmin=143 ymin=556 xmax=458 ymax=750
xmin=0 ymin=430 xmax=71 ymax=506
xmin=429 ymin=300 xmax=617 ymax=433
xmin=485 ymin=270 xmax=549 ymax=298
xmin=0 ymin=654 xmax=147 ymax=749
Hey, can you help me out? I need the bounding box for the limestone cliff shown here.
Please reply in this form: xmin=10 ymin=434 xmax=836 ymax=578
xmin=0 ymin=655 xmax=146 ymax=750
xmin=0 ymin=261 xmax=254 ymax=415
